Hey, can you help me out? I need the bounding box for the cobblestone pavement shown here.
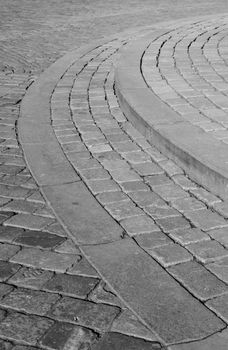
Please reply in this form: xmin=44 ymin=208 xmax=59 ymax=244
xmin=1 ymin=1 xmax=228 ymax=350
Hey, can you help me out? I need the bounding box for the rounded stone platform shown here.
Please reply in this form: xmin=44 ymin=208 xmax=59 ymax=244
xmin=19 ymin=15 xmax=228 ymax=350
xmin=116 ymin=14 xmax=228 ymax=200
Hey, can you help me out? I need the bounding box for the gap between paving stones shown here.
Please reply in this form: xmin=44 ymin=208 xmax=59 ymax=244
xmin=19 ymin=13 xmax=228 ymax=348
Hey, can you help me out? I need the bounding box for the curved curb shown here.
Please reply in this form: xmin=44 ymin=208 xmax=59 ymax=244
xmin=115 ymin=17 xmax=228 ymax=200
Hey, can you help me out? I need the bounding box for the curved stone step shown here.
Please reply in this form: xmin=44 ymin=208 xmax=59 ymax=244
xmin=115 ymin=16 xmax=228 ymax=200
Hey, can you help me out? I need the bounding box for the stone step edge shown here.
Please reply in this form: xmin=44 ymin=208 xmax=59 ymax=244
xmin=115 ymin=29 xmax=228 ymax=201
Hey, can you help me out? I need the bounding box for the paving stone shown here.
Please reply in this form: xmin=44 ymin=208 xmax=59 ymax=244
xmin=34 ymin=206 xmax=55 ymax=218
xmin=0 ymin=340 xmax=12 ymax=350
xmin=190 ymin=188 xmax=221 ymax=205
xmin=10 ymin=248 xmax=76 ymax=273
xmin=105 ymin=201 xmax=143 ymax=220
xmin=109 ymin=168 xmax=141 ymax=182
xmin=120 ymin=215 xmax=159 ymax=235
xmin=171 ymin=197 xmax=205 ymax=213
xmin=122 ymin=151 xmax=151 ymax=164
xmin=100 ymin=159 xmax=130 ymax=171
xmin=132 ymin=162 xmax=164 ymax=176
xmin=93 ymin=332 xmax=161 ymax=350
xmin=185 ymin=240 xmax=228 ymax=263
xmin=96 ymin=191 xmax=129 ymax=204
xmin=45 ymin=222 xmax=67 ymax=237
xmin=54 ymin=239 xmax=81 ymax=254
xmin=0 ymin=185 xmax=31 ymax=200
xmin=213 ymin=201 xmax=228 ymax=218
xmin=169 ymin=228 xmax=210 ymax=245
xmin=169 ymin=328 xmax=228 ymax=350
xmin=206 ymin=257 xmax=228 ymax=283
xmin=43 ymin=181 xmax=124 ymax=244
xmin=149 ymin=244 xmax=192 ymax=267
xmin=4 ymin=214 xmax=54 ymax=230
xmin=71 ymin=157 xmax=100 ymax=170
xmin=0 ymin=283 xmax=13 ymax=299
xmin=128 ymin=191 xmax=166 ymax=207
xmin=0 ymin=197 xmax=11 ymax=206
xmin=0 ymin=261 xmax=20 ymax=281
xmin=14 ymin=230 xmax=65 ymax=249
xmin=158 ymin=160 xmax=183 ymax=177
xmin=8 ymin=266 xmax=53 ymax=289
xmin=0 ymin=312 xmax=53 ymax=345
xmin=155 ymin=216 xmax=191 ymax=233
xmin=67 ymin=257 xmax=99 ymax=278
xmin=135 ymin=231 xmax=172 ymax=249
xmin=89 ymin=281 xmax=122 ymax=307
xmin=80 ymin=168 xmax=110 ymax=180
xmin=47 ymin=297 xmax=120 ymax=332
xmin=153 ymin=183 xmax=189 ymax=201
xmin=145 ymin=175 xmax=172 ymax=188
xmin=168 ymin=261 xmax=228 ymax=301
xmin=83 ymin=239 xmax=225 ymax=344
xmin=86 ymin=179 xmax=120 ymax=194
xmin=0 ymin=226 xmax=24 ymax=243
xmin=43 ymin=273 xmax=99 ymax=298
xmin=0 ymin=243 xmax=20 ymax=260
xmin=111 ymin=309 xmax=158 ymax=341
xmin=206 ymin=294 xmax=228 ymax=323
xmin=207 ymin=227 xmax=228 ymax=248
xmin=120 ymin=181 xmax=150 ymax=192
xmin=145 ymin=205 xmax=180 ymax=219
xmin=112 ymin=141 xmax=140 ymax=153
xmin=27 ymin=191 xmax=45 ymax=204
xmin=1 ymin=199 xmax=43 ymax=214
xmin=39 ymin=322 xmax=97 ymax=350
xmin=0 ymin=288 xmax=59 ymax=315
xmin=184 ymin=209 xmax=228 ymax=231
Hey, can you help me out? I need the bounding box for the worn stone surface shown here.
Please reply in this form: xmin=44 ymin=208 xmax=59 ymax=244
xmin=168 ymin=261 xmax=228 ymax=301
xmin=43 ymin=273 xmax=99 ymax=298
xmin=169 ymin=228 xmax=210 ymax=245
xmin=67 ymin=257 xmax=99 ymax=278
xmin=8 ymin=266 xmax=53 ymax=289
xmin=169 ymin=328 xmax=228 ymax=350
xmin=149 ymin=244 xmax=193 ymax=267
xmin=0 ymin=288 xmax=59 ymax=315
xmin=14 ymin=230 xmax=65 ymax=249
xmin=185 ymin=240 xmax=228 ymax=263
xmin=206 ymin=294 xmax=228 ymax=323
xmin=111 ymin=309 xmax=159 ymax=341
xmin=42 ymin=182 xmax=124 ymax=244
xmin=208 ymin=227 xmax=228 ymax=248
xmin=83 ymin=239 xmax=225 ymax=344
xmin=206 ymin=257 xmax=228 ymax=283
xmin=184 ymin=209 xmax=228 ymax=231
xmin=47 ymin=297 xmax=120 ymax=332
xmin=88 ymin=282 xmax=122 ymax=307
xmin=0 ymin=261 xmax=20 ymax=281
xmin=135 ymin=231 xmax=172 ymax=249
xmin=93 ymin=332 xmax=161 ymax=350
xmin=4 ymin=214 xmax=54 ymax=231
xmin=0 ymin=243 xmax=20 ymax=261
xmin=155 ymin=216 xmax=191 ymax=233
xmin=120 ymin=215 xmax=159 ymax=235
xmin=0 ymin=283 xmax=13 ymax=299
xmin=10 ymin=248 xmax=76 ymax=273
xmin=40 ymin=322 xmax=98 ymax=350
xmin=0 ymin=312 xmax=53 ymax=345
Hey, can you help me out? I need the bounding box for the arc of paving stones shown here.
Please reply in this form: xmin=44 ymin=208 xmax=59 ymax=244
xmin=116 ymin=15 xmax=228 ymax=201
xmin=19 ymin=16 xmax=228 ymax=348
